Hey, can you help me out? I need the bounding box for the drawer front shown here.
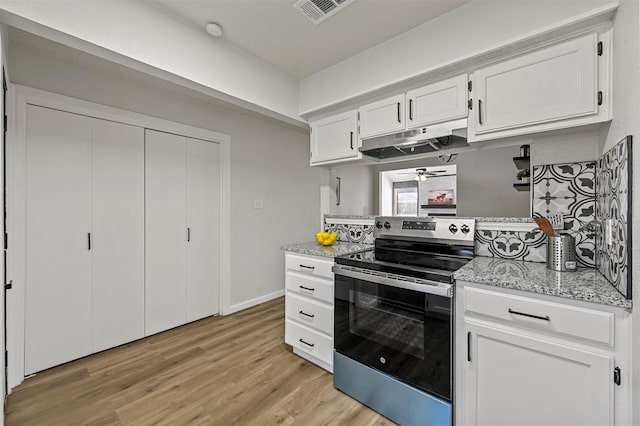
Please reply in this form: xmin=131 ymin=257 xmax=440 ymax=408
xmin=285 ymin=320 xmax=333 ymax=366
xmin=286 ymin=293 xmax=333 ymax=336
xmin=464 ymin=287 xmax=614 ymax=345
xmin=286 ymin=253 xmax=334 ymax=279
xmin=286 ymin=272 xmax=333 ymax=304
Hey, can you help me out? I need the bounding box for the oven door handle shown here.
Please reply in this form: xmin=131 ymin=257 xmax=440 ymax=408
xmin=332 ymin=265 xmax=452 ymax=298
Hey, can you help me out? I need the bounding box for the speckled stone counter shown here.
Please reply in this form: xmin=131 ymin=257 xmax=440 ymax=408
xmin=282 ymin=241 xmax=373 ymax=258
xmin=454 ymin=256 xmax=632 ymax=309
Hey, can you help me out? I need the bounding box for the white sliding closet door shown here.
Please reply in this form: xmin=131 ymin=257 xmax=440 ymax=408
xmin=92 ymin=119 xmax=145 ymax=352
xmin=145 ymin=130 xmax=187 ymax=335
xmin=186 ymin=138 xmax=220 ymax=322
xmin=25 ymin=105 xmax=93 ymax=374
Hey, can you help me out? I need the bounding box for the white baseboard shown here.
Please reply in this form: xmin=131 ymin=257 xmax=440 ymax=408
xmin=227 ymin=289 xmax=285 ymax=315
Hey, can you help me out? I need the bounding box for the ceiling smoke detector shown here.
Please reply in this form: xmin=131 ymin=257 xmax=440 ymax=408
xmin=293 ymin=0 xmax=355 ymax=25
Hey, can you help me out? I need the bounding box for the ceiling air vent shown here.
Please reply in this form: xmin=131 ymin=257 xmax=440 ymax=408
xmin=293 ymin=0 xmax=355 ymax=25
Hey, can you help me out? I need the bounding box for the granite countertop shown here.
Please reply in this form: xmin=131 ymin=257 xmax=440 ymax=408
xmin=454 ymin=256 xmax=632 ymax=309
xmin=282 ymin=241 xmax=373 ymax=258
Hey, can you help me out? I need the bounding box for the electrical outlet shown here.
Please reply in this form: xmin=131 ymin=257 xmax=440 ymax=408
xmin=252 ymin=199 xmax=264 ymax=209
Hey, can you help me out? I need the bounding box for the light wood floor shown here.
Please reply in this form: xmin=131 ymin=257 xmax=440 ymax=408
xmin=5 ymin=297 xmax=395 ymax=425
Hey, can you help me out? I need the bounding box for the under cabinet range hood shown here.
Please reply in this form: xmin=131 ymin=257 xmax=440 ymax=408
xmin=359 ymin=119 xmax=469 ymax=161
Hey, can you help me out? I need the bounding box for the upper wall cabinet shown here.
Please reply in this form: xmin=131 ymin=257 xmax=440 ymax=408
xmin=406 ymin=74 xmax=469 ymax=128
xmin=358 ymin=93 xmax=406 ymax=139
xmin=469 ymin=32 xmax=610 ymax=142
xmin=310 ymin=109 xmax=360 ymax=166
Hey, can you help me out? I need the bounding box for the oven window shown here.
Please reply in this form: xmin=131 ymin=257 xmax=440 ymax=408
xmin=350 ymin=285 xmax=424 ymax=359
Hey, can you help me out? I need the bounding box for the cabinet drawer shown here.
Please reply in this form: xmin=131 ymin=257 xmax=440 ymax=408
xmin=285 ymin=254 xmax=334 ymax=279
xmin=286 ymin=272 xmax=333 ymax=304
xmin=285 ymin=320 xmax=333 ymax=366
xmin=464 ymin=287 xmax=614 ymax=345
xmin=286 ymin=293 xmax=333 ymax=336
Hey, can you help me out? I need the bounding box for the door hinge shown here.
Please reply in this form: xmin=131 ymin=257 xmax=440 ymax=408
xmin=597 ymin=41 xmax=603 ymax=56
xmin=468 ymin=99 xmax=473 ymax=110
xmin=614 ymin=367 xmax=621 ymax=385
xmin=598 ymin=91 xmax=603 ymax=106
xmin=4 ymin=280 xmax=11 ymax=290
xmin=468 ymin=80 xmax=472 ymax=92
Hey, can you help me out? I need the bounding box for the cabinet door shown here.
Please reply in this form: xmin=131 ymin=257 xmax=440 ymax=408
xmin=472 ymin=33 xmax=598 ymax=135
xmin=358 ymin=94 xmax=405 ymax=138
xmin=464 ymin=321 xmax=613 ymax=426
xmin=186 ymin=138 xmax=220 ymax=322
xmin=145 ymin=129 xmax=187 ymax=335
xmin=310 ymin=110 xmax=358 ymax=165
xmin=25 ymin=105 xmax=93 ymax=374
xmin=92 ymin=119 xmax=145 ymax=352
xmin=406 ymin=75 xmax=468 ymax=128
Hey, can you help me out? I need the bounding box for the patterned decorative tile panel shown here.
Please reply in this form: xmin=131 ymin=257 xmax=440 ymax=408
xmin=323 ymin=216 xmax=375 ymax=244
xmin=474 ymin=230 xmax=546 ymax=262
xmin=596 ymin=136 xmax=633 ymax=300
xmin=532 ymin=161 xmax=596 ymax=268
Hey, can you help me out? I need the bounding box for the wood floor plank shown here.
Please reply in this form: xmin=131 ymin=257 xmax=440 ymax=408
xmin=6 ymin=297 xmax=395 ymax=425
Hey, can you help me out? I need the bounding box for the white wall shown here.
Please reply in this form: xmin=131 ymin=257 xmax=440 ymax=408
xmin=7 ymin=31 xmax=323 ymax=311
xmin=299 ymin=0 xmax=618 ymax=114
xmin=0 ymin=0 xmax=301 ymax=123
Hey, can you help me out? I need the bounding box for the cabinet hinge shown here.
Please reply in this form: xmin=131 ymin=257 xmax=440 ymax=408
xmin=4 ymin=280 xmax=11 ymax=290
xmin=468 ymin=80 xmax=472 ymax=92
xmin=468 ymin=99 xmax=473 ymax=110
xmin=614 ymin=367 xmax=621 ymax=385
xmin=598 ymin=91 xmax=603 ymax=106
xmin=597 ymin=41 xmax=603 ymax=56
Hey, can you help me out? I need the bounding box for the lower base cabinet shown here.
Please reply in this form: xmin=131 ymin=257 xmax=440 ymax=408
xmin=284 ymin=252 xmax=334 ymax=372
xmin=456 ymin=282 xmax=631 ymax=426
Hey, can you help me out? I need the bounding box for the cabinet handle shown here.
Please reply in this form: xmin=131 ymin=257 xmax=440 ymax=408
xmin=467 ymin=331 xmax=471 ymax=362
xmin=508 ymin=308 xmax=550 ymax=321
xmin=350 ymin=131 xmax=354 ymax=150
xmin=397 ymin=102 xmax=401 ymax=123
xmin=299 ymin=338 xmax=315 ymax=348
xmin=409 ymin=99 xmax=413 ymax=120
xmin=87 ymin=233 xmax=91 ymax=251
xmin=299 ymin=264 xmax=315 ymax=270
xmin=299 ymin=310 xmax=315 ymax=319
xmin=187 ymin=227 xmax=191 ymax=242
xmin=299 ymin=285 xmax=315 ymax=292
xmin=478 ymin=99 xmax=483 ymax=125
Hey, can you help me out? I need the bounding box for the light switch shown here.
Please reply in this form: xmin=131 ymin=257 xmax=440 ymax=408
xmin=253 ymin=199 xmax=264 ymax=209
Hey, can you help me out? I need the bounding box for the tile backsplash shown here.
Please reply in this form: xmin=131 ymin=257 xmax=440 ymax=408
xmin=324 ymin=215 xmax=375 ymax=244
xmin=475 ymin=229 xmax=546 ymax=262
xmin=532 ymin=161 xmax=596 ymax=268
xmin=596 ymin=136 xmax=633 ymax=300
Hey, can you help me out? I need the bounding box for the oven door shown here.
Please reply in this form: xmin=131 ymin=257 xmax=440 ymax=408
xmin=333 ymin=267 xmax=452 ymax=401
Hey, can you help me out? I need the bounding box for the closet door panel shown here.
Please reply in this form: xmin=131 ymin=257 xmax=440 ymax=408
xmin=92 ymin=119 xmax=145 ymax=352
xmin=186 ymin=138 xmax=221 ymax=321
xmin=25 ymin=105 xmax=93 ymax=374
xmin=145 ymin=129 xmax=187 ymax=335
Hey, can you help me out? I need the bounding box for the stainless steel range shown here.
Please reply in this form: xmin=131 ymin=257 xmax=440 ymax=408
xmin=333 ymin=216 xmax=475 ymax=426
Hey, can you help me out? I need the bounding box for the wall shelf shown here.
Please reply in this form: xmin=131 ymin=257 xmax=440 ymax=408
xmin=513 ymin=183 xmax=531 ymax=191
xmin=513 ymin=156 xmax=530 ymax=169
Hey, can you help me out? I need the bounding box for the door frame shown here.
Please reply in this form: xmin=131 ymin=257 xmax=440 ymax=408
xmin=6 ymin=84 xmax=231 ymax=391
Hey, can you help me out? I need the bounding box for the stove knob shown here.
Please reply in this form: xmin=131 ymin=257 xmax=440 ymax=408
xmin=449 ymin=224 xmax=458 ymax=234
xmin=461 ymin=224 xmax=470 ymax=234
xmin=376 ymin=221 xmax=383 ymax=229
xmin=384 ymin=221 xmax=391 ymax=230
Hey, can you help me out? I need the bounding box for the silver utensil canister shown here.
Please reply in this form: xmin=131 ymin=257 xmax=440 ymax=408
xmin=546 ymin=235 xmax=577 ymax=272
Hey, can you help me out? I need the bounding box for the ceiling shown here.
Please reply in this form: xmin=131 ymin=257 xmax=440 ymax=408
xmin=151 ymin=0 xmax=471 ymax=79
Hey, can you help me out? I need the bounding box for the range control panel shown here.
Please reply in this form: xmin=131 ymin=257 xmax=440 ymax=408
xmin=374 ymin=216 xmax=475 ymax=243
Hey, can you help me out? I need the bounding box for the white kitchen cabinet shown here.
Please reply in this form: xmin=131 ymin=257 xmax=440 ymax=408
xmin=145 ymin=130 xmax=221 ymax=336
xmin=456 ymin=283 xmax=630 ymax=426
xmin=406 ymin=74 xmax=468 ymax=128
xmin=358 ymin=93 xmax=405 ymax=139
xmin=25 ymin=106 xmax=145 ymax=374
xmin=310 ymin=109 xmax=359 ymax=165
xmin=469 ymin=32 xmax=610 ymax=142
xmin=284 ymin=252 xmax=334 ymax=372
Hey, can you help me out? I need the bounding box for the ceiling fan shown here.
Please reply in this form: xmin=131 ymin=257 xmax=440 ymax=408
xmin=399 ymin=168 xmax=449 ymax=181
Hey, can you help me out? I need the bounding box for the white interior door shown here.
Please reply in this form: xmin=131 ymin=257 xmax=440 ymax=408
xmin=145 ymin=129 xmax=187 ymax=335
xmin=186 ymin=138 xmax=220 ymax=322
xmin=25 ymin=105 xmax=93 ymax=374
xmin=92 ymin=119 xmax=145 ymax=352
